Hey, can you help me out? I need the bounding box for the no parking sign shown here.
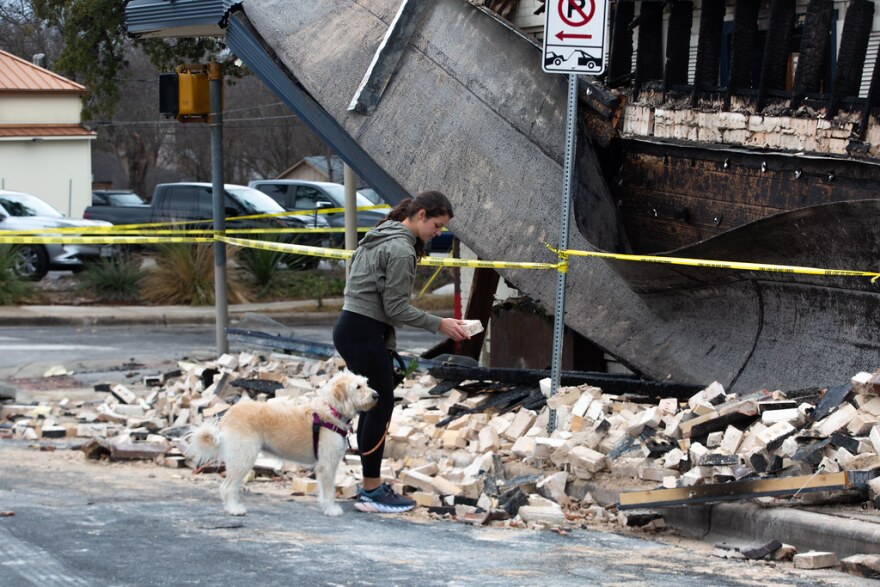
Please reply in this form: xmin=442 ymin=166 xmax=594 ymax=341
xmin=542 ymin=0 xmax=610 ymax=75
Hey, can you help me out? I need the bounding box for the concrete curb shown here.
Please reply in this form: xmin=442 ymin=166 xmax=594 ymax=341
xmin=572 ymin=480 xmax=880 ymax=559
xmin=660 ymin=502 xmax=880 ymax=559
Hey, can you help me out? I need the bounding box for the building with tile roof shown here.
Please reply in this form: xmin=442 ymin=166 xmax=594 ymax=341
xmin=0 ymin=50 xmax=95 ymax=216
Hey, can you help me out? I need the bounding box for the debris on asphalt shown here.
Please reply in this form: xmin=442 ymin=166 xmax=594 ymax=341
xmin=792 ymin=550 xmax=839 ymax=570
xmin=2 ymin=353 xmax=880 ymax=554
xmin=839 ymin=553 xmax=880 ymax=578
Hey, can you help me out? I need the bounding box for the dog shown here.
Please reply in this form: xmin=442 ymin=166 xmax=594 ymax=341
xmin=185 ymin=369 xmax=378 ymax=517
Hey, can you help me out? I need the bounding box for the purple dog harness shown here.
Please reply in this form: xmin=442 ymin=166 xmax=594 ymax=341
xmin=312 ymin=405 xmax=351 ymax=459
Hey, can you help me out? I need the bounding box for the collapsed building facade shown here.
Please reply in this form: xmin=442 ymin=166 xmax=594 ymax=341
xmin=126 ymin=0 xmax=880 ymax=392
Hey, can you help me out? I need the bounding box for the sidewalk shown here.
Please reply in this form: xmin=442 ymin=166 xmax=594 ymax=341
xmin=2 ymin=301 xmax=879 ymax=566
xmin=0 ymin=298 xmax=344 ymax=327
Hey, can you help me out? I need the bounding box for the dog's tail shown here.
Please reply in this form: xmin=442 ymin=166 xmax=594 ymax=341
xmin=184 ymin=421 xmax=223 ymax=466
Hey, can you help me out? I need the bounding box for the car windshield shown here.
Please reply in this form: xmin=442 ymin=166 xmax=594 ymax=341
xmin=0 ymin=192 xmax=64 ymax=218
xmin=107 ymin=192 xmax=146 ymax=206
xmin=318 ymin=184 xmax=375 ymax=208
xmin=226 ymin=186 xmax=287 ymax=214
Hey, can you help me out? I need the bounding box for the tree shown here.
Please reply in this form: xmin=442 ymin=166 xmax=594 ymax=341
xmin=0 ymin=0 xmax=61 ymax=60
xmin=31 ymin=0 xmax=222 ymax=120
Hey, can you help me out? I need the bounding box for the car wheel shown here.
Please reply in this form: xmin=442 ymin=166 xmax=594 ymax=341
xmin=12 ymin=245 xmax=49 ymax=281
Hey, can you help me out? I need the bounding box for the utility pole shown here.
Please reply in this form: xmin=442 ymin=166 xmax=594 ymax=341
xmin=209 ymin=62 xmax=228 ymax=354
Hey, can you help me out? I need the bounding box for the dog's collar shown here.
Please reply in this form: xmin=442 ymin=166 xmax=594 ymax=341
xmin=326 ymin=404 xmax=351 ymax=426
xmin=312 ymin=411 xmax=350 ymax=459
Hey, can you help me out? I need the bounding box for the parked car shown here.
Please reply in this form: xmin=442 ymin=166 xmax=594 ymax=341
xmin=0 ymin=189 xmax=114 ymax=280
xmin=86 ymin=182 xmax=331 ymax=269
xmin=247 ymin=179 xmax=387 ymax=246
xmin=92 ymin=189 xmax=148 ymax=207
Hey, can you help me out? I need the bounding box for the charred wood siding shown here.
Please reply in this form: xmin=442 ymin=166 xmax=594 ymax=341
xmin=607 ymin=1 xmax=876 ymax=123
xmin=610 ymin=142 xmax=880 ymax=253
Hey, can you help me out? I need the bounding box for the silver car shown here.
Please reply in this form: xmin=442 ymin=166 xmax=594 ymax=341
xmin=0 ymin=189 xmax=113 ymax=281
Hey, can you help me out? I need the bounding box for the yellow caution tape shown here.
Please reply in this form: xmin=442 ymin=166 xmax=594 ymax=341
xmin=0 ymin=236 xmax=212 ymax=245
xmin=219 ymin=236 xmax=354 ymax=261
xmin=549 ymin=244 xmax=880 ymax=283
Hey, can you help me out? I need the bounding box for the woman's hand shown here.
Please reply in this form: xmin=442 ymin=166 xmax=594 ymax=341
xmin=439 ymin=318 xmax=471 ymax=341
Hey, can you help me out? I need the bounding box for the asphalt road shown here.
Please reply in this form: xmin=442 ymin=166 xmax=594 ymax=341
xmin=0 ymin=442 xmax=858 ymax=587
xmin=0 ymin=321 xmax=446 ymax=372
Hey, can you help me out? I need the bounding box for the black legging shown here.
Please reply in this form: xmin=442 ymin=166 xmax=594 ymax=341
xmin=332 ymin=310 xmax=395 ymax=478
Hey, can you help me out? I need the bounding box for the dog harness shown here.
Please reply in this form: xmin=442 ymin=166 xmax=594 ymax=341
xmin=312 ymin=405 xmax=351 ymax=459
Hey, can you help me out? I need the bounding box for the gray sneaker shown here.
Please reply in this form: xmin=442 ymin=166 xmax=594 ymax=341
xmin=354 ymin=483 xmax=416 ymax=513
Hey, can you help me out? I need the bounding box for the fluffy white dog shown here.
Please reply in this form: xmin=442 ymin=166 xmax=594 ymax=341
xmin=185 ymin=370 xmax=378 ymax=517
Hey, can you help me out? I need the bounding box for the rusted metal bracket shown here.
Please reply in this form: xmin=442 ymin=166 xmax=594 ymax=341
xmin=348 ymin=0 xmax=430 ymax=115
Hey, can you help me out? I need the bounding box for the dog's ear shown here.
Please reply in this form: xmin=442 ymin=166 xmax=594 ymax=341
xmin=331 ymin=375 xmax=349 ymax=403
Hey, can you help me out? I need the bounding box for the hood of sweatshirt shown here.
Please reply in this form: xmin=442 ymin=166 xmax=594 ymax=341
xmin=358 ymin=220 xmax=416 ymax=250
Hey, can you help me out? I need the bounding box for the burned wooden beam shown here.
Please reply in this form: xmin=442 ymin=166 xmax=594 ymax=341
xmin=830 ymin=0 xmax=875 ymax=117
xmin=634 ymin=0 xmax=664 ymax=98
xmin=426 ymin=364 xmax=703 ymax=398
xmin=618 ymin=471 xmax=855 ymax=509
xmin=606 ymin=0 xmax=635 ymax=87
xmin=791 ymin=0 xmax=835 ymax=108
xmin=663 ymin=1 xmax=693 ymax=88
xmin=757 ymin=0 xmax=796 ymax=112
xmin=691 ymin=0 xmax=726 ymax=105
xmin=725 ymin=0 xmax=760 ymax=108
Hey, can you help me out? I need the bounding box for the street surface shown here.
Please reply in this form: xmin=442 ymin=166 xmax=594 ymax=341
xmin=0 ymin=442 xmax=863 ymax=587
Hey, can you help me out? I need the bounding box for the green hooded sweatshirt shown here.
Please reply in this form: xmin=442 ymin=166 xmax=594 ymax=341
xmin=342 ymin=220 xmax=443 ymax=349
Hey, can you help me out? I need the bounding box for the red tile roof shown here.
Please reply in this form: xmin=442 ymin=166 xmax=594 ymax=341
xmin=0 ymin=124 xmax=95 ymax=138
xmin=0 ymin=50 xmax=86 ymax=93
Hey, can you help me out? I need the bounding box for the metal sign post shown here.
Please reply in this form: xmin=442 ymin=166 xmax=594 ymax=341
xmin=547 ymin=73 xmax=577 ymax=433
xmin=543 ymin=1 xmax=610 ymax=432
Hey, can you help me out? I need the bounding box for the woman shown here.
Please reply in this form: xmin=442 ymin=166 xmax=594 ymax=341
xmin=333 ymin=190 xmax=470 ymax=513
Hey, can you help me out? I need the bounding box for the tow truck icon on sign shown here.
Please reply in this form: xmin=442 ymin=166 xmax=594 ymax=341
xmin=543 ymin=49 xmax=601 ymax=72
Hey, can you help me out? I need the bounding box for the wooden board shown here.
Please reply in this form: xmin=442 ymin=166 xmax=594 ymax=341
xmin=618 ymin=472 xmax=850 ymax=509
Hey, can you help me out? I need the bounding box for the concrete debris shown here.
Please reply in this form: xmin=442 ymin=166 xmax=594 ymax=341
xmin=792 ymin=551 xmax=838 ymax=570
xmin=3 ymin=355 xmax=880 ymax=545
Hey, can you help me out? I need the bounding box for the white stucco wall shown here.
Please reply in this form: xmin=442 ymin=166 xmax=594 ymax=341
xmin=0 ymin=138 xmax=94 ymax=217
xmin=0 ymin=94 xmax=83 ymax=124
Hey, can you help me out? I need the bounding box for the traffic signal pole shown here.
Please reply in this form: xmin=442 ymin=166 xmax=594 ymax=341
xmin=209 ymin=62 xmax=229 ymax=354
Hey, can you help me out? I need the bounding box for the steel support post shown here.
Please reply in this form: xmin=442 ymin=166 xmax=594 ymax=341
xmin=343 ymin=163 xmax=358 ymax=275
xmin=209 ymin=62 xmax=229 ymax=354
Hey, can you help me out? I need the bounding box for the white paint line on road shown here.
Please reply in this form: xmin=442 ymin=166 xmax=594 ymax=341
xmin=0 ymin=344 xmax=116 ymax=352
xmin=0 ymin=525 xmax=92 ymax=586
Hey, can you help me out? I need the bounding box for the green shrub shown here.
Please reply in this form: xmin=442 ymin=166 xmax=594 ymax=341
xmin=144 ymin=243 xmax=248 ymax=306
xmin=238 ymin=238 xmax=286 ymax=297
xmin=0 ymin=246 xmax=35 ymax=304
xmin=76 ymin=256 xmax=146 ymax=302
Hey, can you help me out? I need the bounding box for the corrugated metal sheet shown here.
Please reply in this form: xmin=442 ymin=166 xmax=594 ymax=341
xmin=0 ymin=124 xmax=95 ymax=138
xmin=125 ymin=0 xmax=241 ymax=37
xmin=0 ymin=50 xmax=85 ymax=93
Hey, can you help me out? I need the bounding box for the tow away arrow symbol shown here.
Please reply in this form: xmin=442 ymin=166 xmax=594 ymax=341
xmin=555 ymin=31 xmax=593 ymax=40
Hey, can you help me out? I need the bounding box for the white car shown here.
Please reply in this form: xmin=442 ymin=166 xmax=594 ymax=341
xmin=0 ymin=189 xmax=113 ymax=281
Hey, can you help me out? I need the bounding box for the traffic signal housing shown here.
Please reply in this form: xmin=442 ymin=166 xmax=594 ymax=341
xmin=159 ymin=64 xmax=212 ymax=123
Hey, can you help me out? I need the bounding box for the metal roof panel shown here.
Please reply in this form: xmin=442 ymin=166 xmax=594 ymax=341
xmin=0 ymin=50 xmax=85 ymax=93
